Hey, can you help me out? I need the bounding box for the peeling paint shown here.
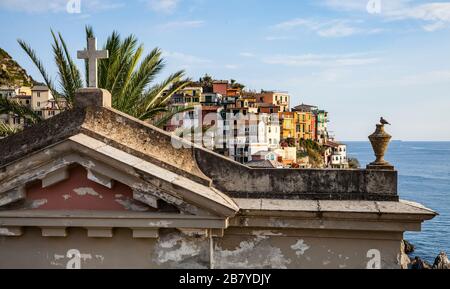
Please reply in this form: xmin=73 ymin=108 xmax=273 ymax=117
xmin=80 ymin=253 xmax=92 ymax=262
xmin=54 ymin=254 xmax=65 ymax=260
xmin=87 ymin=170 xmax=112 ymax=188
xmin=0 ymin=228 xmax=14 ymax=236
xmin=215 ymin=236 xmax=291 ymax=269
xmin=85 ymin=161 xmax=96 ymax=169
xmin=62 ymin=194 xmax=71 ymax=200
xmin=291 ymin=240 xmax=310 ymax=256
xmin=115 ymin=198 xmax=149 ymax=212
xmin=50 ymin=261 xmax=63 ymax=267
xmin=30 ymin=199 xmax=48 ymax=209
xmin=95 ymin=254 xmax=105 ymax=263
xmin=154 ymin=232 xmax=208 ymax=269
xmin=73 ymin=187 xmax=103 ymax=199
xmin=268 ymin=218 xmax=290 ymax=228
xmin=252 ymin=230 xmax=283 ymax=236
xmin=179 ymin=229 xmax=207 ymax=237
xmin=148 ymin=221 xmax=172 ymax=227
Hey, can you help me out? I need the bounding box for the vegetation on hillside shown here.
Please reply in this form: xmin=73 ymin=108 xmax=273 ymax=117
xmin=348 ymin=157 xmax=361 ymax=169
xmin=298 ymin=139 xmax=325 ymax=168
xmin=0 ymin=47 xmax=34 ymax=87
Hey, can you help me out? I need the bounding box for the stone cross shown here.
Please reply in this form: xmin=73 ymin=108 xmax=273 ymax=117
xmin=77 ymin=38 xmax=109 ymax=88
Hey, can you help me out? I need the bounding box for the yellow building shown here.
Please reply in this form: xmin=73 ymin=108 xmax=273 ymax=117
xmin=17 ymin=86 xmax=32 ymax=96
xmin=279 ymin=112 xmax=295 ymax=139
xmin=294 ymin=111 xmax=313 ymax=140
xmin=171 ymin=86 xmax=203 ymax=106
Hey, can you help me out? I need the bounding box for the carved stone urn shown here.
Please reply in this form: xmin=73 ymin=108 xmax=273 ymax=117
xmin=367 ymin=124 xmax=394 ymax=170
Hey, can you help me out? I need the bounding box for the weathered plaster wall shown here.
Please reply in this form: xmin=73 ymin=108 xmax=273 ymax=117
xmin=194 ymin=148 xmax=398 ymax=201
xmin=213 ymin=229 xmax=402 ymax=269
xmin=0 ymin=227 xmax=403 ymax=269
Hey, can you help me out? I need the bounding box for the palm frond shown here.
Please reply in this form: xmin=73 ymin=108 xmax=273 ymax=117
xmin=17 ymin=39 xmax=61 ymax=99
xmin=152 ymin=105 xmax=195 ymax=127
xmin=51 ymin=30 xmax=75 ymax=105
xmin=141 ymin=70 xmax=187 ymax=113
xmin=0 ymin=96 xmax=42 ymax=124
xmin=152 ymin=76 xmax=191 ymax=108
xmin=121 ymin=48 xmax=164 ymax=114
xmin=0 ymin=121 xmax=20 ymax=137
xmin=58 ymin=31 xmax=83 ymax=104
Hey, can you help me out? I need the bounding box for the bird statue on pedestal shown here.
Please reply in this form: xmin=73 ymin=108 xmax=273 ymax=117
xmin=380 ymin=117 xmax=391 ymax=126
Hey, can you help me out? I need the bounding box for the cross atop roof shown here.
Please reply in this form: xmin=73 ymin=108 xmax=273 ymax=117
xmin=77 ymin=38 xmax=109 ymax=88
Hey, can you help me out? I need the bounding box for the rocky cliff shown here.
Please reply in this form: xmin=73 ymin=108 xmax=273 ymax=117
xmin=0 ymin=48 xmax=34 ymax=87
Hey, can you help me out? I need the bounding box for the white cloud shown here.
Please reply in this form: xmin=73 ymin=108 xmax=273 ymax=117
xmin=162 ymin=51 xmax=211 ymax=65
xmin=322 ymin=0 xmax=406 ymax=12
xmin=157 ymin=20 xmax=204 ymax=30
xmin=396 ymin=69 xmax=450 ymax=86
xmin=146 ymin=0 xmax=179 ymax=13
xmin=0 ymin=0 xmax=122 ymax=13
xmin=423 ymin=21 xmax=447 ymax=32
xmin=386 ymin=2 xmax=450 ymax=22
xmin=317 ymin=22 xmax=359 ymax=37
xmin=262 ymin=53 xmax=380 ymax=67
xmin=323 ymin=0 xmax=450 ymax=32
xmin=272 ymin=18 xmax=381 ymax=38
xmin=273 ymin=18 xmax=317 ymax=30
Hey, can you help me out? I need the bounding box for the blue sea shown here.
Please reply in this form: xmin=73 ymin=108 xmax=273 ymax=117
xmin=347 ymin=141 xmax=450 ymax=263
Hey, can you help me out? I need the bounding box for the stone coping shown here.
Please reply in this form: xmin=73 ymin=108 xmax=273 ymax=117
xmin=234 ymin=198 xmax=436 ymax=217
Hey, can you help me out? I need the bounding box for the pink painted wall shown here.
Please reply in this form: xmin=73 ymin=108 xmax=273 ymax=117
xmin=26 ymin=165 xmax=140 ymax=211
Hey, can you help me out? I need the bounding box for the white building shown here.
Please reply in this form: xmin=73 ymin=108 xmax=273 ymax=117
xmin=31 ymin=86 xmax=66 ymax=119
xmin=0 ymin=86 xmax=32 ymax=129
xmin=0 ymin=85 xmax=18 ymax=98
xmin=260 ymin=113 xmax=280 ymax=150
xmin=325 ymin=141 xmax=348 ymax=169
xmin=220 ymin=112 xmax=272 ymax=163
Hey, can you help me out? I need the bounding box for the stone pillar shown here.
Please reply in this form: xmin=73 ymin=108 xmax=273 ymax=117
xmin=74 ymin=88 xmax=111 ymax=108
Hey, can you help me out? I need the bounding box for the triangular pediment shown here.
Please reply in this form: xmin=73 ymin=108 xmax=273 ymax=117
xmin=0 ymin=133 xmax=239 ymax=220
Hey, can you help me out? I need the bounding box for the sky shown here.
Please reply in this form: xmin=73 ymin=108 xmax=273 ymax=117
xmin=0 ymin=0 xmax=450 ymax=141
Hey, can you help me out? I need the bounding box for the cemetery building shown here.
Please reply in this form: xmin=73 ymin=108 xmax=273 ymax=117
xmin=0 ymin=87 xmax=436 ymax=269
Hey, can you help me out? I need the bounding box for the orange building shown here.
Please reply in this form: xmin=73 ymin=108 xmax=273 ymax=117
xmin=258 ymin=91 xmax=290 ymax=112
xmin=212 ymin=81 xmax=228 ymax=95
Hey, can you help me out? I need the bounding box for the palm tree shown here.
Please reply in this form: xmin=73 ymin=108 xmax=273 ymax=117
xmin=0 ymin=26 xmax=191 ymax=136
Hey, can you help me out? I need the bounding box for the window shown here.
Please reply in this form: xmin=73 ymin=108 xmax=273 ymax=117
xmin=37 ymin=101 xmax=41 ymax=107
